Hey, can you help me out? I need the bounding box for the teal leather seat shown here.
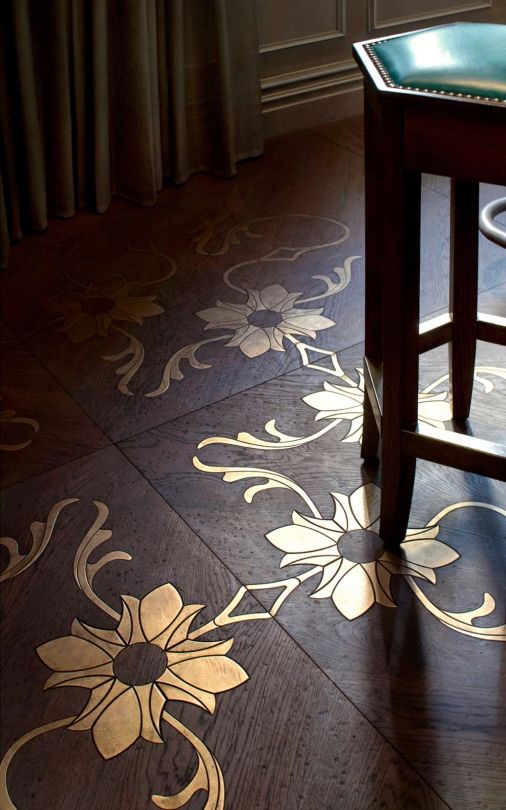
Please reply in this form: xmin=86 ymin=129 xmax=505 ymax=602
xmin=370 ymin=22 xmax=506 ymax=102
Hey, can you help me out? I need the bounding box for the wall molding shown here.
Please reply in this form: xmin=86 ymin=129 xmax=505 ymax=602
xmin=368 ymin=0 xmax=492 ymax=31
xmin=261 ymin=61 xmax=363 ymax=136
xmin=261 ymin=61 xmax=362 ymax=110
xmin=259 ymin=0 xmax=346 ymax=53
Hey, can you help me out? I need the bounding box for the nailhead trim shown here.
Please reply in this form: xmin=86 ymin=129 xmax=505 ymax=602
xmin=364 ymin=42 xmax=506 ymax=104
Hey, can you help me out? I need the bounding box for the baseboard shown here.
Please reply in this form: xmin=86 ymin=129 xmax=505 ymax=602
xmin=261 ymin=61 xmax=363 ymax=137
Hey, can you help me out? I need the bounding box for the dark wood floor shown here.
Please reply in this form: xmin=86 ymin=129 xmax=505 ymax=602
xmin=1 ymin=118 xmax=505 ymax=810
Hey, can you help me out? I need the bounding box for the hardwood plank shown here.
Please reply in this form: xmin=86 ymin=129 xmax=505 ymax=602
xmin=312 ymin=116 xmax=365 ymax=157
xmin=2 ymin=114 xmax=505 ymax=810
xmin=1 ymin=325 xmax=109 ymax=488
xmin=1 ymin=447 xmax=444 ymax=809
xmin=120 ymin=332 xmax=506 ymax=809
xmin=0 ymin=131 xmax=366 ymax=443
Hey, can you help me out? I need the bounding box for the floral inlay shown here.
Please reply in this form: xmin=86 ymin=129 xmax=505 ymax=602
xmin=146 ymin=215 xmax=358 ymax=396
xmin=37 ymin=583 xmax=248 ymax=760
xmin=303 ymin=374 xmax=452 ymax=443
xmin=32 ymin=239 xmax=175 ymax=394
xmin=196 ymin=284 xmax=335 ymax=359
xmin=39 ymin=275 xmax=164 ymax=343
xmin=266 ymin=483 xmax=458 ymax=619
xmin=1 ymin=483 xmax=505 ymax=810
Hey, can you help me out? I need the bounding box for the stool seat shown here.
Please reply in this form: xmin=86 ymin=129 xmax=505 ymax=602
xmin=370 ymin=22 xmax=506 ymax=101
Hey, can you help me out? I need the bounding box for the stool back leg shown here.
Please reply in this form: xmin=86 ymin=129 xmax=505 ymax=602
xmin=449 ymin=179 xmax=479 ymax=420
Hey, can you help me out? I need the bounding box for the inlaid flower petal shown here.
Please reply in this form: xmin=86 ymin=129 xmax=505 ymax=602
xmin=44 ymin=664 xmax=114 ymax=691
xmin=266 ymin=524 xmax=334 ymax=553
xmin=37 ymin=636 xmax=112 ymax=672
xmin=71 ymin=680 xmax=129 ymax=731
xmin=137 ymin=684 xmax=165 ymax=744
xmin=92 ymin=687 xmax=142 ymax=759
xmin=349 ymin=482 xmax=380 ymax=530
xmin=259 ymin=284 xmax=291 ymax=310
xmin=239 ymin=329 xmax=272 ymax=358
xmin=117 ymin=594 xmax=144 ymax=644
xmin=157 ymin=669 xmax=217 ymax=713
xmin=171 ymin=655 xmax=248 ymax=694
xmin=401 ymin=537 xmax=459 ymax=568
xmin=158 ymin=681 xmax=216 ymax=714
xmin=72 ymin=620 xmax=124 ymax=658
xmin=167 ymin=638 xmax=234 ymax=665
xmin=197 ymin=304 xmax=246 ymax=328
xmin=140 ymin=583 xmax=183 ymax=642
xmin=331 ymin=562 xmax=376 ymax=620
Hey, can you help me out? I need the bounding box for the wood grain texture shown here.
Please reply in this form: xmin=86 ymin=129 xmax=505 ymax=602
xmin=1 ymin=117 xmax=505 ymax=810
xmin=0 ymin=326 xmax=109 ymax=488
xmin=121 ymin=329 xmax=506 ymax=810
xmin=0 ymin=447 xmax=445 ymax=809
xmin=1 ymin=131 xmax=366 ymax=443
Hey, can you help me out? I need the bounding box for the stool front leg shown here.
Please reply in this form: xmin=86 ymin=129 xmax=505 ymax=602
xmin=361 ymin=94 xmax=383 ymax=462
xmin=378 ymin=128 xmax=422 ymax=547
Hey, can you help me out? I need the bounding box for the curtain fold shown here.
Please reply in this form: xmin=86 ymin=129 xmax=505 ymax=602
xmin=0 ymin=0 xmax=263 ymax=269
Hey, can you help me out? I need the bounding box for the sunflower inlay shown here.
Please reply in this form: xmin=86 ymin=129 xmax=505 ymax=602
xmin=266 ymin=483 xmax=458 ymax=620
xmin=33 ymin=239 xmax=175 ymax=395
xmin=40 ymin=277 xmax=164 ymax=343
xmin=197 ymin=284 xmax=335 ymax=359
xmin=1 ymin=483 xmax=505 ymax=810
xmin=37 ymin=583 xmax=248 ymax=761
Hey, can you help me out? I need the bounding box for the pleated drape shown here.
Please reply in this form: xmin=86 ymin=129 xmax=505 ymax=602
xmin=0 ymin=0 xmax=263 ymax=269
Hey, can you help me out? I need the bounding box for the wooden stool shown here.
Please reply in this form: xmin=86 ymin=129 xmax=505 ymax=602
xmin=353 ymin=22 xmax=506 ymax=547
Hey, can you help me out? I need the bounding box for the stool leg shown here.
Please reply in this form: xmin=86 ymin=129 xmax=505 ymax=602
xmin=361 ymin=94 xmax=382 ymax=461
xmin=378 ymin=115 xmax=421 ymax=547
xmin=362 ymin=385 xmax=380 ymax=460
xmin=450 ymin=179 xmax=479 ymax=420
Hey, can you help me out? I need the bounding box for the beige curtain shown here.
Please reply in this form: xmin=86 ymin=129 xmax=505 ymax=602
xmin=0 ymin=0 xmax=263 ymax=269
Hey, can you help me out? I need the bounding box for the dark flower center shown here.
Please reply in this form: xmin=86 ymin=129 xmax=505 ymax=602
xmin=113 ymin=642 xmax=167 ymax=686
xmin=337 ymin=529 xmax=383 ymax=563
xmin=81 ymin=296 xmax=115 ymax=315
xmin=248 ymin=309 xmax=283 ymax=328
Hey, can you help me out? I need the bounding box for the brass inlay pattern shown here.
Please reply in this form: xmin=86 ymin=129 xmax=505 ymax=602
xmin=194 ymin=356 xmax=506 ymax=640
xmin=0 ymin=498 xmax=78 ymax=581
xmin=198 ymin=365 xmax=506 ymax=452
xmin=1 ymin=501 xmax=248 ymax=810
xmin=3 ymin=211 xmax=504 ymax=807
xmin=194 ymin=457 xmax=506 ymax=640
xmin=266 ymin=482 xmax=452 ymax=620
xmin=0 ymin=401 xmax=40 ymax=452
xmin=147 ymin=215 xmax=359 ymax=397
xmin=1 ymin=475 xmax=505 ymax=808
xmin=37 ymin=583 xmax=248 ymax=760
xmin=32 ymin=239 xmax=173 ymax=395
xmin=33 ymin=215 xmax=359 ymax=399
